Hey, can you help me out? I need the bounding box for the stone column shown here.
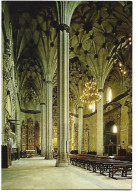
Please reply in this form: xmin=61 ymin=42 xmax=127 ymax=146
xmin=16 ymin=93 xmax=21 ymax=159
xmin=2 ymin=54 xmax=10 ymax=145
xmin=71 ymin=109 xmax=76 ymax=151
xmin=45 ymin=80 xmax=53 ymax=159
xmin=128 ymin=106 xmax=132 ymax=146
xmin=125 ymin=96 xmax=132 ymax=147
xmin=78 ymin=105 xmax=83 ymax=154
xmin=40 ymin=80 xmax=46 ymax=156
xmin=97 ymin=90 xmax=104 ymax=156
xmin=71 ymin=122 xmax=75 ymax=151
xmin=56 ymin=1 xmax=80 ymax=167
xmin=56 ymin=28 xmax=69 ymax=166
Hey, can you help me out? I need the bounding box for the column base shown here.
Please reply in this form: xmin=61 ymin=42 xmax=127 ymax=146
xmin=97 ymin=153 xmax=103 ymax=156
xmin=45 ymin=157 xmax=53 ymax=160
xmin=45 ymin=153 xmax=53 ymax=159
xmin=56 ymin=162 xmax=69 ymax=167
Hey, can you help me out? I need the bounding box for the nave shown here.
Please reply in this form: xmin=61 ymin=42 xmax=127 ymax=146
xmin=1 ymin=157 xmax=131 ymax=190
xmin=1 ymin=1 xmax=132 ymax=190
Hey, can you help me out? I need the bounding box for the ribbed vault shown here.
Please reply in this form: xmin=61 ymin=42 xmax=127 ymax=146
xmin=5 ymin=1 xmax=132 ymax=109
xmin=70 ymin=1 xmax=132 ymax=89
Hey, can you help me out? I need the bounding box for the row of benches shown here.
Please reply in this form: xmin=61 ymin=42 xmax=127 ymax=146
xmin=69 ymin=154 xmax=132 ymax=179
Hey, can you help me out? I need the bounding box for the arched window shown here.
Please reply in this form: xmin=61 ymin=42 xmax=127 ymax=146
xmin=89 ymin=101 xmax=95 ymax=112
xmin=106 ymin=87 xmax=112 ymax=103
xmin=112 ymin=125 xmax=117 ymax=133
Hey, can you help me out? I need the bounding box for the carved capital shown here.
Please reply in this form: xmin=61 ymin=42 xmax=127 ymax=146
xmin=45 ymin=80 xmax=52 ymax=84
xmin=78 ymin=105 xmax=83 ymax=109
xmin=57 ymin=24 xmax=70 ymax=33
xmin=98 ymin=89 xmax=104 ymax=93
xmin=40 ymin=102 xmax=46 ymax=105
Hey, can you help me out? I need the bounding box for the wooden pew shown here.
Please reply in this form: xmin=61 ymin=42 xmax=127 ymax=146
xmin=69 ymin=154 xmax=132 ymax=179
xmin=99 ymin=160 xmax=130 ymax=175
xmin=115 ymin=156 xmax=132 ymax=162
xmin=109 ymin=163 xmax=132 ymax=178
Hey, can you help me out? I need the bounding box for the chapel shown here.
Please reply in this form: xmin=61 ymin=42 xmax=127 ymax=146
xmin=1 ymin=0 xmax=132 ymax=190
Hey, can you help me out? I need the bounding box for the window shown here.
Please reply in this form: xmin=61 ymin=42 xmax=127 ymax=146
xmin=112 ymin=125 xmax=117 ymax=133
xmin=106 ymin=87 xmax=112 ymax=103
xmin=89 ymin=101 xmax=95 ymax=112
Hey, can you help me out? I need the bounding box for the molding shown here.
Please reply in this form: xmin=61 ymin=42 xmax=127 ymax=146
xmin=21 ymin=109 xmax=41 ymax=114
xmin=70 ymin=113 xmax=78 ymax=118
xmin=57 ymin=24 xmax=70 ymax=33
xmin=45 ymin=80 xmax=52 ymax=84
xmin=83 ymin=111 xmax=97 ymax=118
xmin=40 ymin=103 xmax=46 ymax=105
xmin=78 ymin=106 xmax=83 ymax=109
xmin=103 ymin=106 xmax=121 ymax=116
xmin=99 ymin=89 xmax=104 ymax=92
xmin=109 ymin=90 xmax=131 ymax=104
xmin=83 ymin=90 xmax=131 ymax=118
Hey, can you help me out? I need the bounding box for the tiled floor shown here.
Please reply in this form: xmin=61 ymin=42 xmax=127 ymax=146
xmin=1 ymin=157 xmax=132 ymax=190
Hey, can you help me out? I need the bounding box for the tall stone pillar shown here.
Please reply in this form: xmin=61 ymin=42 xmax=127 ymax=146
xmin=71 ymin=108 xmax=76 ymax=151
xmin=128 ymin=106 xmax=132 ymax=146
xmin=56 ymin=28 xmax=69 ymax=166
xmin=97 ymin=90 xmax=104 ymax=156
xmin=125 ymin=95 xmax=132 ymax=147
xmin=40 ymin=80 xmax=46 ymax=156
xmin=2 ymin=53 xmax=10 ymax=145
xmin=56 ymin=1 xmax=80 ymax=167
xmin=45 ymin=80 xmax=53 ymax=159
xmin=78 ymin=105 xmax=83 ymax=154
xmin=16 ymin=93 xmax=21 ymax=159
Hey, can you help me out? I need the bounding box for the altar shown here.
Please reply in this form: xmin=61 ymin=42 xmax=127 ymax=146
xmin=25 ymin=150 xmax=36 ymax=157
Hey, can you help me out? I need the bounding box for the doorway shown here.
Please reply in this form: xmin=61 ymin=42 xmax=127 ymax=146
xmin=104 ymin=121 xmax=117 ymax=155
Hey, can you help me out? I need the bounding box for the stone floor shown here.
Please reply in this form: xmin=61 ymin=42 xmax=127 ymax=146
xmin=1 ymin=157 xmax=132 ymax=190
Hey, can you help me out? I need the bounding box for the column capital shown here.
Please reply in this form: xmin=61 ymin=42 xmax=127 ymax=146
xmin=98 ymin=89 xmax=104 ymax=93
xmin=56 ymin=1 xmax=80 ymax=26
xmin=45 ymin=80 xmax=52 ymax=84
xmin=78 ymin=106 xmax=83 ymax=109
xmin=40 ymin=102 xmax=46 ymax=105
xmin=57 ymin=24 xmax=70 ymax=33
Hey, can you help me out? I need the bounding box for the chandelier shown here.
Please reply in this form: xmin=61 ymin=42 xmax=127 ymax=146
xmin=80 ymin=80 xmax=101 ymax=104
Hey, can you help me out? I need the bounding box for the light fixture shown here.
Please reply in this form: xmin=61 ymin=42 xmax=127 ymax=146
xmin=80 ymin=79 xmax=101 ymax=104
xmin=128 ymin=37 xmax=132 ymax=46
xmin=117 ymin=62 xmax=127 ymax=76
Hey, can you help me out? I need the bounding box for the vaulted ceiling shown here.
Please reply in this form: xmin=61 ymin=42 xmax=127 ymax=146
xmin=3 ymin=1 xmax=132 ymax=110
